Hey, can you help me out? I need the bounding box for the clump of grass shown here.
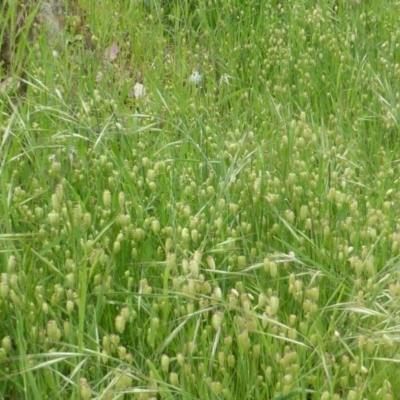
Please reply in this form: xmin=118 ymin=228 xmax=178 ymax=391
xmin=1 ymin=0 xmax=400 ymax=399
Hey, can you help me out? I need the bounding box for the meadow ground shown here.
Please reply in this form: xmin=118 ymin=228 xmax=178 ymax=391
xmin=1 ymin=0 xmax=400 ymax=399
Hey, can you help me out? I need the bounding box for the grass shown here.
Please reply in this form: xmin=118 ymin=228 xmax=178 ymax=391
xmin=1 ymin=0 xmax=400 ymax=399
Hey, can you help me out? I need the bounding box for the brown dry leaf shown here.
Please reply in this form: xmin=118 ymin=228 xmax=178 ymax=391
xmin=104 ymin=42 xmax=120 ymax=62
xmin=0 ymin=76 xmax=20 ymax=95
xmin=129 ymin=82 xmax=146 ymax=99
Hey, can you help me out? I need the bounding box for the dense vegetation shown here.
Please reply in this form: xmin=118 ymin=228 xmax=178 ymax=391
xmin=1 ymin=0 xmax=400 ymax=399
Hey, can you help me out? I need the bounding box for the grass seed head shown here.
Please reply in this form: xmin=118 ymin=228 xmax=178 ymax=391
xmin=79 ymin=379 xmax=92 ymax=400
xmin=0 ymin=282 xmax=9 ymax=299
xmin=211 ymin=311 xmax=223 ymax=331
xmin=161 ymin=354 xmax=170 ymax=372
xmin=2 ymin=336 xmax=12 ymax=353
xmin=169 ymin=372 xmax=179 ymax=386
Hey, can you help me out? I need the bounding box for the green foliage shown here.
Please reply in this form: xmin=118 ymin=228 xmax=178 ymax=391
xmin=1 ymin=0 xmax=400 ymax=399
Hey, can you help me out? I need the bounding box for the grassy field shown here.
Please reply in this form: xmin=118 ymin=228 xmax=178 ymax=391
xmin=1 ymin=0 xmax=400 ymax=399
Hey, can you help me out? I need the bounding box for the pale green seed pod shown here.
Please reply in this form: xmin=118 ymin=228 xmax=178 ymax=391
xmin=210 ymin=381 xmax=222 ymax=395
xmin=189 ymin=258 xmax=199 ymax=278
xmin=191 ymin=229 xmax=199 ymax=243
xmin=118 ymin=346 xmax=127 ymax=359
xmin=51 ymin=288 xmax=63 ymax=306
xmin=73 ymin=204 xmax=82 ymax=224
xmin=79 ymin=379 xmax=92 ymax=400
xmin=263 ymin=258 xmax=270 ymax=274
xmin=7 ymin=256 xmax=17 ymax=273
xmin=151 ymin=317 xmax=160 ymax=331
xmin=102 ymin=336 xmax=111 ymax=352
xmin=227 ymin=354 xmax=235 ymax=368
xmin=187 ymin=341 xmax=196 ymax=355
xmin=288 ymin=329 xmax=297 ymax=340
xmin=47 ymin=320 xmax=58 ymax=340
xmin=238 ymin=330 xmax=250 ymax=351
xmin=151 ymin=219 xmax=160 ymax=234
xmin=55 ymin=183 xmax=63 ymax=201
xmin=269 ymin=296 xmax=279 ymax=316
xmin=134 ymin=228 xmax=145 ymax=242
xmin=103 ymin=190 xmax=111 ymax=208
xmin=237 ymin=255 xmax=246 ymax=270
xmin=0 ymin=282 xmax=9 ymax=299
xmin=65 ymin=273 xmax=75 ymax=288
xmin=300 ymin=205 xmax=308 ymax=220
xmin=321 ymin=391 xmax=330 ymax=400
xmin=207 ymin=256 xmax=216 ymax=270
xmin=2 ymin=336 xmax=12 ymax=353
xmin=218 ymin=351 xmax=225 ymax=366
xmin=48 ymin=211 xmax=60 ymax=227
xmin=285 ymin=210 xmax=295 ymax=224
xmin=289 ymin=315 xmax=297 ymax=327
xmin=309 ymin=287 xmax=319 ymax=301
xmin=294 ymin=280 xmax=302 ymax=292
xmin=101 ymin=391 xmax=115 ymax=400
xmin=108 ymin=176 xmax=116 ymax=191
xmin=211 ymin=311 xmax=223 ymax=331
xmin=66 ymin=300 xmax=74 ymax=313
xmin=186 ymin=301 xmax=194 ymax=314
xmin=224 ymin=335 xmax=232 ymax=347
xmin=349 ymin=362 xmax=357 ymax=376
xmin=35 ymin=207 xmax=44 ymax=219
xmin=365 ymin=337 xmax=375 ymax=354
xmin=146 ymin=169 xmax=155 ymax=182
xmin=51 ymin=194 xmax=61 ymax=212
xmin=181 ymin=228 xmax=190 ymax=244
xmin=120 ymin=306 xmax=130 ymax=322
xmin=101 ymin=350 xmax=109 ymax=364
xmin=169 ymin=372 xmax=179 ymax=386
xmin=166 ymin=253 xmax=176 ymax=271
xmin=206 ymin=186 xmax=215 ymax=198
xmin=229 ymin=203 xmax=239 ymax=216
xmin=116 ymin=233 xmax=124 ymax=242
xmin=213 ymin=287 xmax=222 ymax=302
xmin=9 ymin=274 xmax=18 ymax=289
xmin=10 ymin=290 xmax=23 ymax=307
xmin=348 ymin=390 xmax=357 ymax=400
xmin=165 ymin=238 xmax=173 ymax=253
xmin=269 ymin=261 xmax=278 ymax=278
xmin=118 ymin=191 xmax=125 ymax=209
xmin=161 ymin=354 xmax=170 ymax=372
xmin=253 ymin=343 xmax=261 ymax=358
xmin=198 ymin=362 xmax=205 ymax=375
xmin=258 ymin=293 xmax=267 ymax=308
xmin=182 ymin=205 xmax=191 ymax=218
xmin=191 ymin=277 xmax=200 ymax=295
xmin=63 ymin=321 xmax=70 ymax=336
xmin=287 ymin=172 xmax=296 ymax=186
xmin=115 ymin=315 xmax=126 ymax=333
xmin=182 ymin=258 xmax=189 ymax=274
xmin=82 ymin=212 xmax=91 ymax=230
xmin=130 ymin=248 xmax=137 ymax=260
xmin=176 ymin=353 xmax=184 ymax=366
xmin=193 ymin=250 xmax=202 ymax=266
xmin=109 ymin=334 xmax=120 ymax=349
xmin=214 ymin=217 xmax=223 ymax=232
xmin=241 ymin=294 xmax=252 ymax=313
